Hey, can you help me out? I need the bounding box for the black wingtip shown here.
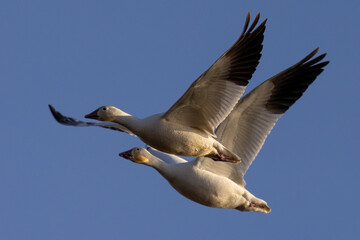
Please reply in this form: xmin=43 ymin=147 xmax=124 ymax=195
xmin=241 ymin=12 xmax=251 ymax=36
xmin=247 ymin=12 xmax=261 ymax=33
xmin=48 ymin=104 xmax=56 ymax=115
xmin=48 ymin=104 xmax=57 ymax=118
xmin=265 ymin=48 xmax=329 ymax=114
xmin=48 ymin=104 xmax=65 ymax=123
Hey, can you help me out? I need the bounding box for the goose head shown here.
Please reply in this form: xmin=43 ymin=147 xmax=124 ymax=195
xmin=85 ymin=106 xmax=126 ymax=121
xmin=119 ymin=147 xmax=150 ymax=164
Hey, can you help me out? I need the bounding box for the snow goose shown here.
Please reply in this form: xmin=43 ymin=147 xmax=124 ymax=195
xmin=119 ymin=49 xmax=329 ymax=212
xmin=49 ymin=12 xmax=266 ymax=163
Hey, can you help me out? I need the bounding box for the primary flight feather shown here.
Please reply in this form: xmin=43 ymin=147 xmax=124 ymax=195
xmin=50 ymin=12 xmax=266 ymax=163
xmin=119 ymin=49 xmax=329 ymax=212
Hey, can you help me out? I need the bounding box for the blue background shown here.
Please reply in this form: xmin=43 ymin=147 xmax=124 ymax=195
xmin=1 ymin=0 xmax=359 ymax=239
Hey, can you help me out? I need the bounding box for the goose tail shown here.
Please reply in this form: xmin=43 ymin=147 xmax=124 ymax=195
xmin=236 ymin=199 xmax=271 ymax=214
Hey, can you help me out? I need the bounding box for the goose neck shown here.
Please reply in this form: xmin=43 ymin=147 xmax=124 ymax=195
xmin=114 ymin=115 xmax=142 ymax=132
xmin=147 ymin=156 xmax=176 ymax=179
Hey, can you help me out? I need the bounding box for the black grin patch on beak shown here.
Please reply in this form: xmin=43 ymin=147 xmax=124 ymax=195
xmin=119 ymin=150 xmax=133 ymax=160
xmin=84 ymin=109 xmax=99 ymax=119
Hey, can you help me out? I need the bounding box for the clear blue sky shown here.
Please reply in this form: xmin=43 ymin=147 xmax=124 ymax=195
xmin=1 ymin=0 xmax=359 ymax=239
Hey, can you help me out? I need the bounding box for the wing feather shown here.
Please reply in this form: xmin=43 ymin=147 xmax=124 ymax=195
xmin=162 ymin=12 xmax=266 ymax=135
xmin=195 ymin=49 xmax=329 ymax=186
xmin=48 ymin=105 xmax=135 ymax=135
xmin=146 ymin=146 xmax=188 ymax=164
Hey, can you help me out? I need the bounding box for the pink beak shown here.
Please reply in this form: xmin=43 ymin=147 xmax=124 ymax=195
xmin=84 ymin=109 xmax=99 ymax=119
xmin=119 ymin=149 xmax=133 ymax=160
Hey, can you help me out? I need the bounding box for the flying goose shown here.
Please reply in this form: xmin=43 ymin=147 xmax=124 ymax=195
xmin=49 ymin=12 xmax=266 ymax=163
xmin=119 ymin=49 xmax=329 ymax=212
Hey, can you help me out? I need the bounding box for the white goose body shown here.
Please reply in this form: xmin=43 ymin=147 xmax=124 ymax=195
xmin=121 ymin=148 xmax=269 ymax=212
xmin=49 ymin=12 xmax=267 ymax=163
xmin=110 ymin=112 xmax=219 ymax=157
xmin=165 ymin=164 xmax=267 ymax=211
xmin=119 ymin=49 xmax=328 ymax=213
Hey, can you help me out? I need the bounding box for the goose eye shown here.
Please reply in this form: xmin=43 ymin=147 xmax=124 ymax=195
xmin=103 ymin=107 xmax=107 ymax=111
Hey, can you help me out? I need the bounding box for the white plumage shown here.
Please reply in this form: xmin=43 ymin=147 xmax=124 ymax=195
xmin=49 ymin=12 xmax=266 ymax=163
xmin=119 ymin=49 xmax=328 ymax=212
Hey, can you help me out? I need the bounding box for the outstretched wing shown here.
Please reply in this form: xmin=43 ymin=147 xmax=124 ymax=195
xmin=162 ymin=12 xmax=266 ymax=136
xmin=146 ymin=146 xmax=188 ymax=164
xmin=48 ymin=105 xmax=135 ymax=135
xmin=195 ymin=48 xmax=329 ymax=186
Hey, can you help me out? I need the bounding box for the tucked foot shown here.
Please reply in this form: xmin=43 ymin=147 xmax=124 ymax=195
xmin=210 ymin=153 xmax=240 ymax=163
xmin=249 ymin=202 xmax=271 ymax=213
xmin=236 ymin=201 xmax=271 ymax=213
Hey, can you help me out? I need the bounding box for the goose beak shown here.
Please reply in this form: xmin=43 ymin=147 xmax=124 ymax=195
xmin=85 ymin=110 xmax=99 ymax=119
xmin=119 ymin=149 xmax=133 ymax=160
